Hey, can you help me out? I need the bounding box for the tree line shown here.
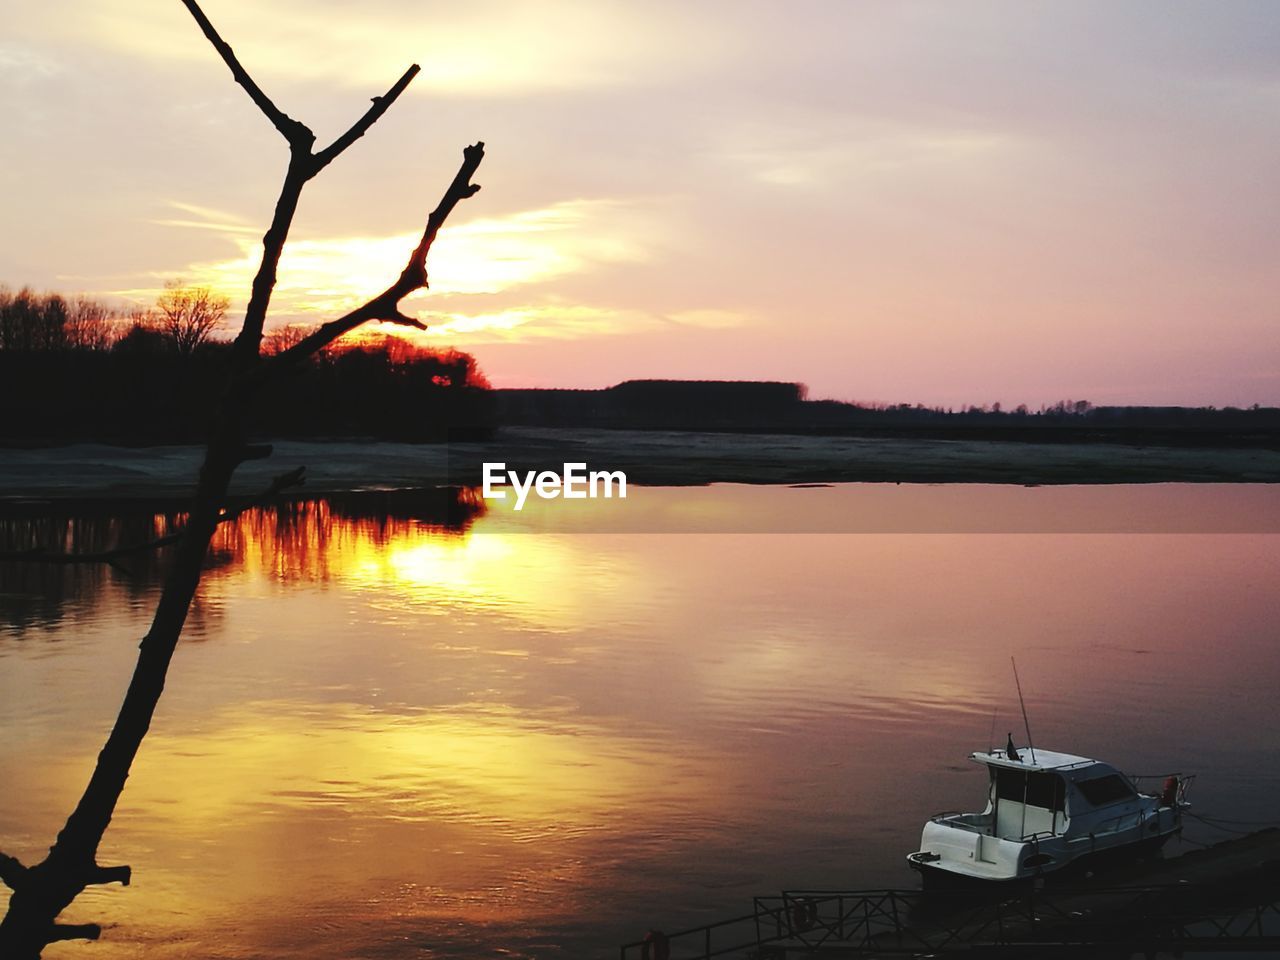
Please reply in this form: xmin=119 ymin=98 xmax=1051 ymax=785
xmin=0 ymin=283 xmax=494 ymax=444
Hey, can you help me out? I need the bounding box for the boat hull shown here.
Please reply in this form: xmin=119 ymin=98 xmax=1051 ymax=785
xmin=909 ymin=827 xmax=1177 ymax=890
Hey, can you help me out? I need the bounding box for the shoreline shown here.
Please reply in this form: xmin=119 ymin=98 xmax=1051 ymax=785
xmin=2 ymin=427 xmax=1280 ymax=500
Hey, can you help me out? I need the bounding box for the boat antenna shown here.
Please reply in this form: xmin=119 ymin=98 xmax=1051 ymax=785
xmin=1011 ymin=656 xmax=1036 ymax=764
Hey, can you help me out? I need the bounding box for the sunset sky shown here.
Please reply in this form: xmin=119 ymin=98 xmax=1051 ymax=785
xmin=3 ymin=1 xmax=1278 ymax=406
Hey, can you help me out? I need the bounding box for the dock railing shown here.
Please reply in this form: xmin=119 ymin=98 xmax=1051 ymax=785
xmin=619 ymin=876 xmax=1280 ymax=959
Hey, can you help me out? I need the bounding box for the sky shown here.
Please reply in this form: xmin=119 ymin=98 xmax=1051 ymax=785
xmin=2 ymin=0 xmax=1278 ymax=407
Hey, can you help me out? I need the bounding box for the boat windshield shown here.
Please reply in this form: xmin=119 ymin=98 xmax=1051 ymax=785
xmin=1075 ymin=774 xmax=1137 ymax=806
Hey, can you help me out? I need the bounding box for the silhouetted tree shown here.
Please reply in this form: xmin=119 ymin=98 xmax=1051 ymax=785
xmin=64 ymin=297 xmax=117 ymax=352
xmin=110 ymin=320 xmax=174 ymax=357
xmin=262 ymin=322 xmax=310 ymax=356
xmin=0 ymin=306 xmax=491 ymax=444
xmin=155 ymin=280 xmax=228 ymax=356
xmin=0 ymin=289 xmax=123 ymax=354
xmin=0 ymin=0 xmax=485 ymax=954
xmin=0 ymin=288 xmax=67 ymax=352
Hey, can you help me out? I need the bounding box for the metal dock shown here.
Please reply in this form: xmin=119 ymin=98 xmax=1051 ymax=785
xmin=620 ymin=829 xmax=1280 ymax=958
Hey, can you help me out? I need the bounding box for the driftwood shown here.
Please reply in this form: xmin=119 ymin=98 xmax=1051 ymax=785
xmin=0 ymin=2 xmax=484 ymax=956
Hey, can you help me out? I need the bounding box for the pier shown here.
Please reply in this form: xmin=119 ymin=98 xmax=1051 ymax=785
xmin=620 ymin=830 xmax=1280 ymax=958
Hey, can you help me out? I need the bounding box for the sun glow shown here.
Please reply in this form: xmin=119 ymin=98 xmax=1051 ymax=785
xmin=165 ymin=200 xmax=653 ymax=339
xmin=204 ymin=499 xmax=651 ymax=631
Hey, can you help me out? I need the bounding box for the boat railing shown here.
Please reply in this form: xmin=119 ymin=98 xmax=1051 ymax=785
xmin=1052 ymin=759 xmax=1098 ymax=772
xmin=1129 ymin=772 xmax=1196 ymax=804
xmin=1178 ymin=773 xmax=1197 ymax=803
xmin=930 ymin=811 xmax=987 ymax=829
xmin=1087 ymin=808 xmax=1156 ymax=838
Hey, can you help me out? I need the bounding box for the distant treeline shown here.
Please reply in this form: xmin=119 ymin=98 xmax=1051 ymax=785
xmin=1 ymin=286 xmax=494 ymax=445
xmin=6 ymin=285 xmax=1277 ymax=450
xmin=497 ymin=381 xmax=1280 ymax=448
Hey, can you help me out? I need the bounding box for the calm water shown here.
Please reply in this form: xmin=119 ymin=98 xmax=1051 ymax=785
xmin=2 ymin=484 xmax=1279 ymax=958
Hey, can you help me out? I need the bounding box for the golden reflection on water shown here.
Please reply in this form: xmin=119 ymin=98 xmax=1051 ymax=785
xmin=3 ymin=494 xmax=729 ymax=958
xmin=209 ymin=493 xmax=484 ymax=585
xmin=128 ymin=701 xmax=714 ymax=834
xmin=198 ymin=495 xmax=649 ymax=633
xmin=49 ymin=701 xmax=722 ymax=951
xmin=360 ymin=535 xmax=582 ymax=620
xmin=2 ymin=486 xmax=1279 ymax=959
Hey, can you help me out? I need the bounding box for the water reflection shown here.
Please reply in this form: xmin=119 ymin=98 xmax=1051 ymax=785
xmin=0 ymin=489 xmax=484 ymax=630
xmin=0 ymin=508 xmax=173 ymax=629
xmin=1 ymin=485 xmax=1279 ymax=959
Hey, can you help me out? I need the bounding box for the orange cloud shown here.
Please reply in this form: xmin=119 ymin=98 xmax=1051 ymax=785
xmin=154 ymin=199 xmax=650 ymax=317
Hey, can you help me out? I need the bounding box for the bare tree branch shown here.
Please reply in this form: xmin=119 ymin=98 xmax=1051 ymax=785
xmin=0 ymin=467 xmax=306 ymax=566
xmin=181 ymin=0 xmax=313 ymax=360
xmin=85 ymin=865 xmax=131 ymax=888
xmin=0 ymin=853 xmax=127 ymax=894
xmin=312 ymin=65 xmax=421 ymax=174
xmin=0 ymin=852 xmax=27 ymax=891
xmin=231 ymin=159 xmax=309 ymax=361
xmin=394 ymin=142 xmax=486 ymax=294
xmin=0 ymin=2 xmax=483 ymax=954
xmin=181 ymin=1 xmax=427 ymax=361
xmin=271 ymin=141 xmax=485 ymax=369
xmin=178 ymin=0 xmax=313 ymax=147
xmin=386 ymin=307 xmax=428 ymax=330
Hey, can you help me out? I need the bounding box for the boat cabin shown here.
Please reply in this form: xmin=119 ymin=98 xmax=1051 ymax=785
xmin=969 ymin=748 xmax=1139 ymax=840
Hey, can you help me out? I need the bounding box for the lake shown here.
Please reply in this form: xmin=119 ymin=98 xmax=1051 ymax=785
xmin=2 ymin=483 xmax=1279 ymax=958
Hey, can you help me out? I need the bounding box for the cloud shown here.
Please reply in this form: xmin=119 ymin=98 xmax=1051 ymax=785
xmin=0 ymin=42 xmax=62 ymax=82
xmin=403 ymin=303 xmax=752 ymax=343
xmin=714 ymin=119 xmax=1029 ymax=190
xmin=416 ymin=305 xmax=653 ymax=342
xmin=663 ymin=308 xmax=752 ymax=330
xmin=149 ymin=200 xmax=260 ymax=236
xmin=42 ymin=0 xmax=732 ymax=97
xmin=130 ymin=196 xmax=757 ymax=347
xmin=150 ymin=198 xmax=652 ymax=318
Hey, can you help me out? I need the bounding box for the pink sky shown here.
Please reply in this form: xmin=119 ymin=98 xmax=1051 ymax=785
xmin=2 ymin=1 xmax=1278 ymax=407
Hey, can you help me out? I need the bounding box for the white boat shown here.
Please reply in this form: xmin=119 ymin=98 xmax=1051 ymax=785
xmin=907 ymin=742 xmax=1191 ymax=885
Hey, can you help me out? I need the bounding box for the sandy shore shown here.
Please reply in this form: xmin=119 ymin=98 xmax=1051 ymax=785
xmin=2 ymin=427 xmax=1279 ymax=500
